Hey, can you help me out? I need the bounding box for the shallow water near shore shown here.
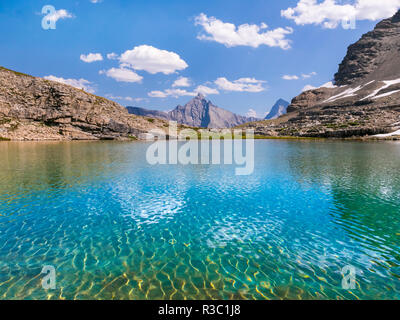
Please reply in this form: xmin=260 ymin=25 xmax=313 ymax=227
xmin=0 ymin=140 xmax=400 ymax=300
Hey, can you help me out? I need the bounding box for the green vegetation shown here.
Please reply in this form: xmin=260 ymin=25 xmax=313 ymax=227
xmin=0 ymin=137 xmax=10 ymax=141
xmin=147 ymin=118 xmax=155 ymax=123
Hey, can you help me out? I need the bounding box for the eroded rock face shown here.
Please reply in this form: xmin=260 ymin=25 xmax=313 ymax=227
xmin=334 ymin=10 xmax=400 ymax=86
xmin=0 ymin=67 xmax=166 ymax=140
xmin=287 ymin=89 xmax=332 ymax=113
xmin=239 ymin=10 xmax=400 ymax=139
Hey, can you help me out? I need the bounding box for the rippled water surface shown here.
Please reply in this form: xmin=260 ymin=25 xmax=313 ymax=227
xmin=0 ymin=140 xmax=400 ymax=300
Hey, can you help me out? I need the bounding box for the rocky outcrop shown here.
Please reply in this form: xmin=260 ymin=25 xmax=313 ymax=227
xmin=127 ymin=94 xmax=259 ymax=128
xmin=265 ymin=99 xmax=289 ymax=120
xmin=239 ymin=10 xmax=400 ymax=139
xmin=0 ymin=67 xmax=167 ymax=141
xmin=334 ymin=10 xmax=400 ymax=86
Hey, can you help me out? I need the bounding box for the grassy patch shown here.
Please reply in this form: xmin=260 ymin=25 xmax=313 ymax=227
xmin=0 ymin=137 xmax=10 ymax=141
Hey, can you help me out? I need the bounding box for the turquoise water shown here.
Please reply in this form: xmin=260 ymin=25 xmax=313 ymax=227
xmin=0 ymin=140 xmax=400 ymax=300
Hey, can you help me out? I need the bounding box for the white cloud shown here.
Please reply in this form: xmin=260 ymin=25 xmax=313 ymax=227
xmin=119 ymin=45 xmax=188 ymax=75
xmin=105 ymin=94 xmax=144 ymax=103
xmin=44 ymin=9 xmax=73 ymax=24
xmin=90 ymin=0 xmax=101 ymax=3
xmin=195 ymin=13 xmax=293 ymax=49
xmin=283 ymin=72 xmax=317 ymax=80
xmin=246 ymin=109 xmax=258 ymax=118
xmin=107 ymin=53 xmax=119 ymax=60
xmin=149 ymin=83 xmax=219 ymax=98
xmin=44 ymin=75 xmax=95 ymax=93
xmin=282 ymin=75 xmax=300 ymax=80
xmin=99 ymin=67 xmax=143 ymax=83
xmin=80 ymin=53 xmax=103 ymax=63
xmin=148 ymin=89 xmax=197 ymax=98
xmin=195 ymin=85 xmax=219 ymax=95
xmin=214 ymin=77 xmax=267 ymax=92
xmin=302 ymin=71 xmax=317 ymax=79
xmin=282 ymin=0 xmax=400 ymax=29
xmin=172 ymin=77 xmax=191 ymax=87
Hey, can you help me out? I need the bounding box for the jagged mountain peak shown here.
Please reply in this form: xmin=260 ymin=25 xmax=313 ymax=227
xmin=335 ymin=9 xmax=400 ymax=86
xmin=265 ymin=99 xmax=289 ymax=120
xmin=194 ymin=93 xmax=206 ymax=100
xmin=127 ymin=95 xmax=258 ymax=128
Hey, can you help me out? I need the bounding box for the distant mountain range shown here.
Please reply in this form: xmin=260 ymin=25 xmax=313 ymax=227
xmin=265 ymin=99 xmax=289 ymax=120
xmin=127 ymin=94 xmax=259 ymax=128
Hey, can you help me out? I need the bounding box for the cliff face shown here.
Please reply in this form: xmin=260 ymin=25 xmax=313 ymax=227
xmin=127 ymin=94 xmax=259 ymax=128
xmin=335 ymin=10 xmax=400 ymax=86
xmin=240 ymin=10 xmax=400 ymax=139
xmin=0 ymin=67 xmax=166 ymax=141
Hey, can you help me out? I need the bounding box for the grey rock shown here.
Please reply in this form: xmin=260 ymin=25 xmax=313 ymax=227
xmin=127 ymin=94 xmax=259 ymax=128
xmin=265 ymin=99 xmax=289 ymax=120
xmin=0 ymin=66 xmax=168 ymax=141
xmin=239 ymin=10 xmax=400 ymax=139
xmin=335 ymin=10 xmax=400 ymax=86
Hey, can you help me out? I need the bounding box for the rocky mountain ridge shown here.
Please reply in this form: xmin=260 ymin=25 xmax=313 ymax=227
xmin=240 ymin=10 xmax=400 ymax=139
xmin=0 ymin=67 xmax=167 ymax=141
xmin=127 ymin=94 xmax=259 ymax=128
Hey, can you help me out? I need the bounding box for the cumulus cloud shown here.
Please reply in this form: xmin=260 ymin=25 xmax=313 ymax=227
xmin=99 ymin=67 xmax=143 ymax=83
xmin=44 ymin=9 xmax=74 ymax=24
xmin=172 ymin=77 xmax=191 ymax=87
xmin=107 ymin=53 xmax=119 ymax=60
xmin=281 ymin=0 xmax=400 ymax=29
xmin=119 ymin=45 xmax=188 ymax=75
xmin=44 ymin=75 xmax=95 ymax=93
xmin=195 ymin=13 xmax=293 ymax=49
xmin=302 ymin=71 xmax=317 ymax=79
xmin=194 ymin=85 xmax=219 ymax=95
xmin=283 ymin=72 xmax=317 ymax=80
xmin=80 ymin=53 xmax=103 ymax=63
xmin=105 ymin=94 xmax=145 ymax=103
xmin=149 ymin=84 xmax=219 ymax=98
xmin=246 ymin=109 xmax=258 ymax=118
xmin=148 ymin=89 xmax=197 ymax=98
xmin=282 ymin=75 xmax=300 ymax=80
xmin=214 ymin=77 xmax=267 ymax=92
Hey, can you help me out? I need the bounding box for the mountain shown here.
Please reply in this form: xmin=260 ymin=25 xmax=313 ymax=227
xmin=334 ymin=10 xmax=400 ymax=86
xmin=127 ymin=94 xmax=259 ymax=128
xmin=264 ymin=99 xmax=289 ymax=120
xmin=0 ymin=66 xmax=167 ymax=141
xmin=240 ymin=10 xmax=400 ymax=139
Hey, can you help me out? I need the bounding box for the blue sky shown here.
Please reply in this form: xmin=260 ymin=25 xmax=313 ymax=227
xmin=0 ymin=0 xmax=398 ymax=117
